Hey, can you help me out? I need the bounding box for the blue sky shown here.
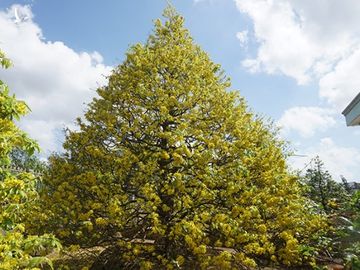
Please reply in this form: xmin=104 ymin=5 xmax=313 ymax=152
xmin=0 ymin=0 xmax=359 ymax=180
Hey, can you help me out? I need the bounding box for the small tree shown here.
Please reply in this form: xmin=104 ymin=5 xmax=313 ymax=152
xmin=0 ymin=50 xmax=60 ymax=269
xmin=38 ymin=8 xmax=326 ymax=269
xmin=303 ymin=156 xmax=349 ymax=214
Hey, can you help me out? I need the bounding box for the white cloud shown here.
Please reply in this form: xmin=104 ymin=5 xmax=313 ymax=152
xmin=289 ymin=138 xmax=360 ymax=181
xmin=0 ymin=5 xmax=112 ymax=155
xmin=277 ymin=106 xmax=336 ymax=138
xmin=234 ymin=0 xmax=360 ymax=180
xmin=235 ymin=0 xmax=360 ymax=110
xmin=319 ymin=47 xmax=360 ymax=110
xmin=236 ymin=30 xmax=248 ymax=48
xmin=19 ymin=119 xmax=61 ymax=154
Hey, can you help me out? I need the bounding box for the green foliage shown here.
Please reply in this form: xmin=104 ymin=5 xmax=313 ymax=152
xmin=302 ymin=157 xmax=350 ymax=214
xmin=302 ymin=157 xmax=360 ymax=268
xmin=345 ymin=242 xmax=360 ymax=269
xmin=0 ymin=49 xmax=61 ymax=269
xmin=341 ymin=192 xmax=360 ymax=269
xmin=350 ymin=191 xmax=360 ymax=212
xmin=36 ymin=9 xmax=326 ymax=269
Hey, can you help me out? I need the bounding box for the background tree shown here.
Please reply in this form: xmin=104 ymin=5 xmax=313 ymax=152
xmin=0 ymin=50 xmax=60 ymax=269
xmin=37 ymin=8 xmax=326 ymax=269
xmin=303 ymin=156 xmax=350 ymax=214
xmin=10 ymin=148 xmax=47 ymax=177
xmin=301 ymin=157 xmax=360 ymax=268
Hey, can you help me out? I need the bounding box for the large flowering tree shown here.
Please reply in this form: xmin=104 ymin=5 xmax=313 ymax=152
xmin=38 ymin=8 xmax=326 ymax=269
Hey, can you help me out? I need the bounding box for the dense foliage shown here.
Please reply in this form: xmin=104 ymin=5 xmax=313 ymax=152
xmin=34 ymin=8 xmax=327 ymax=269
xmin=0 ymin=50 xmax=60 ymax=269
xmin=342 ymin=193 xmax=360 ymax=269
xmin=302 ymin=157 xmax=360 ymax=269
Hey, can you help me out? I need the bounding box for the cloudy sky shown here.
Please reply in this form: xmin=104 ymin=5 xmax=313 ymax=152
xmin=0 ymin=0 xmax=359 ymax=181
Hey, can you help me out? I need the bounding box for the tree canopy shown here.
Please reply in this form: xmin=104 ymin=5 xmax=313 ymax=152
xmin=36 ymin=8 xmax=326 ymax=269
